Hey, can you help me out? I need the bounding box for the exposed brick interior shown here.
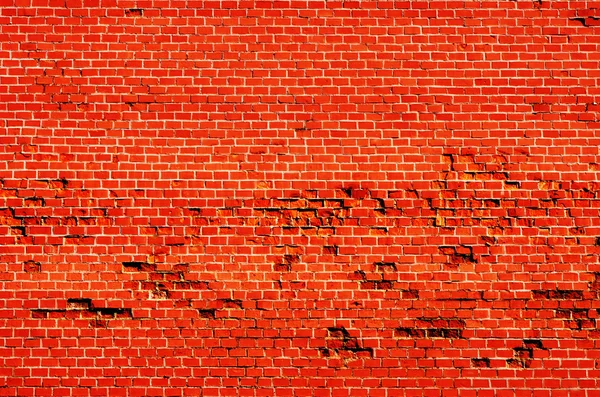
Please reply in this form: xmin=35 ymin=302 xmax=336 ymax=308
xmin=2 ymin=1 xmax=600 ymax=396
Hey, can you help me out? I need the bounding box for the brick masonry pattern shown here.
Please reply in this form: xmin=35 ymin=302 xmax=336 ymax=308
xmin=1 ymin=1 xmax=600 ymax=396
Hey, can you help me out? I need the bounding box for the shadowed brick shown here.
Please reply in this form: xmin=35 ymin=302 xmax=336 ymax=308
xmin=23 ymin=260 xmax=41 ymax=273
xmin=471 ymin=358 xmax=491 ymax=368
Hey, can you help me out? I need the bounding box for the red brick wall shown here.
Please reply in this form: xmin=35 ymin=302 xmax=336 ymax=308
xmin=1 ymin=1 xmax=600 ymax=396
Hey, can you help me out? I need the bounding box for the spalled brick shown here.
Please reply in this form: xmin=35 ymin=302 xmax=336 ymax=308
xmin=322 ymin=327 xmax=373 ymax=362
xmin=471 ymin=358 xmax=491 ymax=368
xmin=23 ymin=260 xmax=41 ymax=273
xmin=122 ymin=261 xmax=157 ymax=272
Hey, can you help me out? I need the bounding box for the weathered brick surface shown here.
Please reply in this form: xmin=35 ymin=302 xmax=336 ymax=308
xmin=1 ymin=1 xmax=600 ymax=396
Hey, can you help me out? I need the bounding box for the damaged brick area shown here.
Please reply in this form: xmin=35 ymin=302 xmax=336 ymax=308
xmin=350 ymin=261 xmax=400 ymax=290
xmin=122 ymin=261 xmax=209 ymax=295
xmin=31 ymin=298 xmax=133 ymax=328
xmin=556 ymin=308 xmax=597 ymax=331
xmin=396 ymin=317 xmax=467 ymax=340
xmin=121 ymin=261 xmax=208 ymax=307
xmin=438 ymin=245 xmax=477 ymax=269
xmin=506 ymin=340 xmax=548 ymax=369
xmin=471 ymin=358 xmax=491 ymax=368
xmin=321 ymin=327 xmax=373 ymax=363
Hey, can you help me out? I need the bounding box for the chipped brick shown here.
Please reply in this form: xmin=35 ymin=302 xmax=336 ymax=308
xmin=122 ymin=261 xmax=157 ymax=272
xmin=471 ymin=358 xmax=491 ymax=368
xmin=67 ymin=298 xmax=92 ymax=310
xmin=198 ymin=309 xmax=216 ymax=319
xmin=218 ymin=299 xmax=243 ymax=309
xmin=23 ymin=260 xmax=41 ymax=273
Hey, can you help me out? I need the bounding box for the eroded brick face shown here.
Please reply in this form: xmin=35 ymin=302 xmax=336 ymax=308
xmin=1 ymin=1 xmax=600 ymax=396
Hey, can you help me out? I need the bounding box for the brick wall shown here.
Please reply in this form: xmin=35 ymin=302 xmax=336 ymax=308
xmin=1 ymin=1 xmax=600 ymax=396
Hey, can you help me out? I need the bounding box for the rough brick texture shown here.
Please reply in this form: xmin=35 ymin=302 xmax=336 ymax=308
xmin=1 ymin=1 xmax=600 ymax=396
